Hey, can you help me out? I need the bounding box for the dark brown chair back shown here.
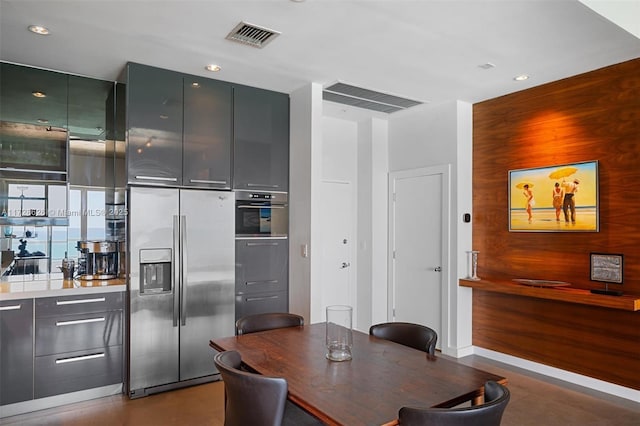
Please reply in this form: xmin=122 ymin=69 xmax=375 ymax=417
xmin=369 ymin=322 xmax=438 ymax=355
xmin=398 ymin=380 xmax=510 ymax=426
xmin=214 ymin=350 xmax=288 ymax=426
xmin=236 ymin=312 xmax=304 ymax=335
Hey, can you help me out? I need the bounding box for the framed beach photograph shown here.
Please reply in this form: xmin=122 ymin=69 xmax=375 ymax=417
xmin=508 ymin=160 xmax=598 ymax=232
xmin=590 ymin=253 xmax=623 ymax=284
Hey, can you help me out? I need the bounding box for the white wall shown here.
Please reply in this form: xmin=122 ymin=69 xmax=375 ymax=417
xmin=289 ymin=83 xmax=323 ymax=322
xmin=292 ymin=96 xmax=473 ymax=350
xmin=357 ymin=118 xmax=389 ymax=328
xmin=322 ymin=117 xmax=357 ymax=182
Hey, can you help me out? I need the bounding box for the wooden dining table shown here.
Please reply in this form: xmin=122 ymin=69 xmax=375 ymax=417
xmin=209 ymin=323 xmax=506 ymax=426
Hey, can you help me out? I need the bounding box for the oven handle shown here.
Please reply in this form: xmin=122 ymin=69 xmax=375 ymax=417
xmin=237 ymin=205 xmax=286 ymax=209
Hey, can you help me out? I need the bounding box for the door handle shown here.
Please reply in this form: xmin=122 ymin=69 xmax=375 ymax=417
xmin=173 ymin=215 xmax=180 ymax=327
xmin=434 ymin=266 xmax=442 ymax=272
xmin=180 ymin=215 xmax=188 ymax=326
xmin=341 ymin=262 xmax=351 ymax=269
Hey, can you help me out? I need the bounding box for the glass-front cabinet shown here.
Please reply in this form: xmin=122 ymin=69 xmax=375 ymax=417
xmin=1 ymin=62 xmax=124 ymax=280
xmin=0 ymin=63 xmax=69 ymax=182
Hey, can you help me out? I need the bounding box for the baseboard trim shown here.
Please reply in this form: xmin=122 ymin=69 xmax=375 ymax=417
xmin=1 ymin=384 xmax=123 ymax=418
xmin=473 ymin=347 xmax=640 ymax=403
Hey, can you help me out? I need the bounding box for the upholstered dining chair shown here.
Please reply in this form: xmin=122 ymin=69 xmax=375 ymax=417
xmin=369 ymin=322 xmax=438 ymax=356
xmin=214 ymin=350 xmax=287 ymax=426
xmin=397 ymin=380 xmax=510 ymax=426
xmin=235 ymin=312 xmax=304 ymax=335
xmin=214 ymin=350 xmax=323 ymax=426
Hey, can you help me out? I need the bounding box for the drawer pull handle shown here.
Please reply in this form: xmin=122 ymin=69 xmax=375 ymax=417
xmin=246 ymin=295 xmax=279 ymax=302
xmin=56 ymin=317 xmax=105 ymax=326
xmin=56 ymin=297 xmax=106 ymax=306
xmin=246 ymin=280 xmax=278 ymax=286
xmin=246 ymin=242 xmax=279 ymax=246
xmin=0 ymin=305 xmax=22 ymax=311
xmin=56 ymin=353 xmax=105 ymax=364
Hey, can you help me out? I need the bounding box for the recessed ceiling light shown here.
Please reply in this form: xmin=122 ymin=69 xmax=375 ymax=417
xmin=32 ymin=91 xmax=46 ymax=98
xmin=514 ymin=74 xmax=530 ymax=81
xmin=478 ymin=63 xmax=496 ymax=70
xmin=159 ymin=114 xmax=169 ymax=120
xmin=28 ymin=25 xmax=50 ymax=35
xmin=205 ymin=64 xmax=221 ymax=72
xmin=191 ymin=82 xmax=200 ymax=88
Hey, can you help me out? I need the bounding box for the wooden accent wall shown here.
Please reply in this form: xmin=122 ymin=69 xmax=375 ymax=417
xmin=472 ymin=58 xmax=640 ymax=390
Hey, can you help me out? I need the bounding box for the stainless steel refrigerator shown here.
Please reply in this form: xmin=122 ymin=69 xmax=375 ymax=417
xmin=128 ymin=186 xmax=235 ymax=397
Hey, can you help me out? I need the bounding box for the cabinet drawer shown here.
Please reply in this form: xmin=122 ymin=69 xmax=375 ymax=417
xmin=34 ymin=345 xmax=123 ymax=399
xmin=235 ymin=239 xmax=288 ymax=294
xmin=36 ymin=310 xmax=123 ymax=356
xmin=36 ymin=292 xmax=124 ymax=317
xmin=235 ymin=290 xmax=288 ymax=320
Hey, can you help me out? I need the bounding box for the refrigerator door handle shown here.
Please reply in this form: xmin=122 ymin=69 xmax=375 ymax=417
xmin=173 ymin=215 xmax=180 ymax=327
xmin=180 ymin=215 xmax=188 ymax=326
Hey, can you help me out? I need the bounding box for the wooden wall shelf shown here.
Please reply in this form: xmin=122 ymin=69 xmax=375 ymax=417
xmin=459 ymin=277 xmax=640 ymax=311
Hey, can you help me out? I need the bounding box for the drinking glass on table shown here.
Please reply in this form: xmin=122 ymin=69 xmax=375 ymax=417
xmin=326 ymin=305 xmax=353 ymax=361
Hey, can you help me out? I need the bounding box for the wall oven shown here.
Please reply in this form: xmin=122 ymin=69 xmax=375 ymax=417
xmin=235 ymin=191 xmax=288 ymax=238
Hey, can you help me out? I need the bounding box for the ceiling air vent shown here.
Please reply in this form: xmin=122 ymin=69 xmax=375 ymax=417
xmin=323 ymin=82 xmax=424 ymax=114
xmin=225 ymin=21 xmax=281 ymax=48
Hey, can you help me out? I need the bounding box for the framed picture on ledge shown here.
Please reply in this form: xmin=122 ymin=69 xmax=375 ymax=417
xmin=590 ymin=253 xmax=623 ymax=284
xmin=508 ymin=160 xmax=599 ymax=232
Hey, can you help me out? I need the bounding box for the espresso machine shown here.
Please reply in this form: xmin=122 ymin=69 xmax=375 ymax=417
xmin=76 ymin=240 xmax=120 ymax=280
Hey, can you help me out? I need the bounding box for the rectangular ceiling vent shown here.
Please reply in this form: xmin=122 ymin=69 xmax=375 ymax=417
xmin=323 ymin=82 xmax=424 ymax=114
xmin=226 ymin=21 xmax=281 ymax=48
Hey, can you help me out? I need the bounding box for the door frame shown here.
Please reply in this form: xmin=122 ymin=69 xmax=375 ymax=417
xmin=387 ymin=164 xmax=451 ymax=346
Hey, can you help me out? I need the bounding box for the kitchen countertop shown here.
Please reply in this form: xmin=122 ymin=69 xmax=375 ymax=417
xmin=0 ymin=276 xmax=126 ymax=301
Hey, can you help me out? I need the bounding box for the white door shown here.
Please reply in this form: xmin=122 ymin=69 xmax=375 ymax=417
xmin=389 ymin=166 xmax=449 ymax=348
xmin=319 ymin=181 xmax=355 ymax=323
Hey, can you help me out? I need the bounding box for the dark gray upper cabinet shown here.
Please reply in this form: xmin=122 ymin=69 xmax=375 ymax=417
xmin=183 ymin=77 xmax=232 ymax=189
xmin=126 ymin=63 xmax=234 ymax=189
xmin=126 ymin=63 xmax=184 ymax=186
xmin=0 ymin=298 xmax=34 ymax=405
xmin=233 ymin=85 xmax=289 ymax=192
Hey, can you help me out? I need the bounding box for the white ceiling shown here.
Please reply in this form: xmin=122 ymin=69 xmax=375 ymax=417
xmin=1 ymin=0 xmax=639 ymax=119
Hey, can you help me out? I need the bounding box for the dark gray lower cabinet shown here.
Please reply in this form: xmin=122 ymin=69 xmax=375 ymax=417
xmin=34 ymin=345 xmax=123 ymax=398
xmin=235 ymin=239 xmax=288 ymax=320
xmin=34 ymin=292 xmax=124 ymax=398
xmin=0 ymin=299 xmax=34 ymax=405
xmin=235 ymin=290 xmax=288 ymax=319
